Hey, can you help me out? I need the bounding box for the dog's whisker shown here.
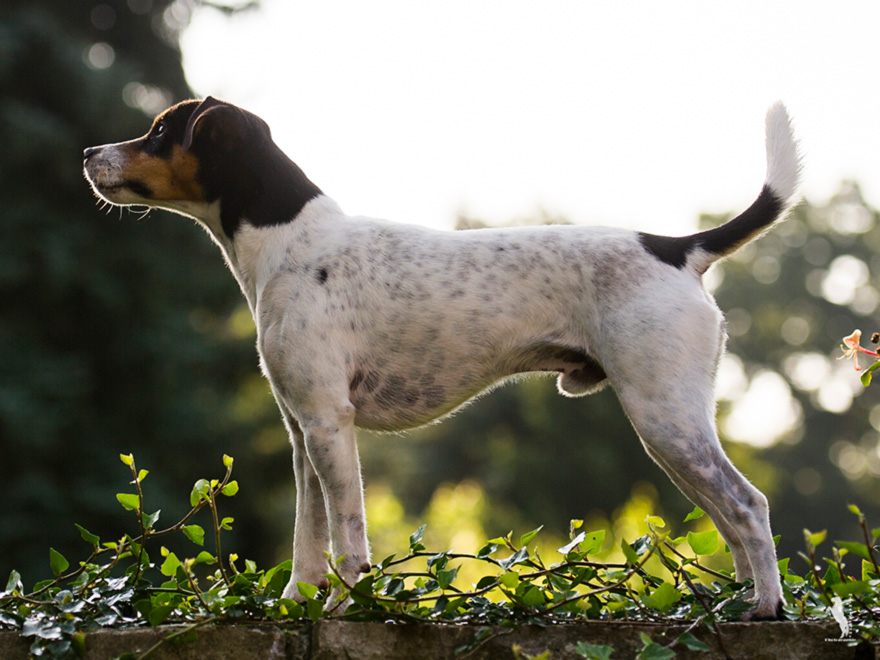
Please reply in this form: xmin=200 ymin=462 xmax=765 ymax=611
xmin=131 ymin=206 xmax=151 ymax=222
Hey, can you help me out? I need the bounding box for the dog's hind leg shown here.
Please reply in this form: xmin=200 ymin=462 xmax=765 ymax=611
xmin=601 ymin=296 xmax=782 ymax=620
xmin=617 ymin=383 xmax=782 ymax=619
xmin=641 ymin=442 xmax=754 ymax=583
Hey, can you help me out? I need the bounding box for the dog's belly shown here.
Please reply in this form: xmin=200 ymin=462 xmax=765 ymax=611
xmin=349 ymin=341 xmax=606 ymax=432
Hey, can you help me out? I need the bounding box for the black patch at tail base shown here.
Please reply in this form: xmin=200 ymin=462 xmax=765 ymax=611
xmin=638 ymin=185 xmax=785 ymax=270
xmin=637 ymin=233 xmax=696 ymax=269
xmin=692 ymin=185 xmax=783 ymax=258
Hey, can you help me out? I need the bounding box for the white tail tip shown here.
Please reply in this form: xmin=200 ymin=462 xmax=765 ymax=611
xmin=765 ymin=101 xmax=802 ymax=205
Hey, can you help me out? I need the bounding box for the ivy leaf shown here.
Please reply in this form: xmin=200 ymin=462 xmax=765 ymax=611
xmin=160 ymin=552 xmax=182 ymax=577
xmin=223 ymin=454 xmax=234 ymax=468
xmin=147 ymin=603 xmax=176 ymax=626
xmin=183 ymin=525 xmax=206 ymax=546
xmin=642 ymin=582 xmax=681 ymax=613
xmin=193 ymin=551 xmax=217 ymax=566
xmin=620 ymin=539 xmax=640 ymax=564
xmin=522 ymin=585 xmax=546 ymax=607
xmin=860 ymin=360 xmax=880 ymax=386
xmin=221 ymin=481 xmax=239 ymax=497
xmin=831 ymin=580 xmax=872 ymax=596
xmin=427 ymin=552 xmax=449 ymax=570
xmin=75 ymin=524 xmax=100 ymax=547
xmin=23 ymin=617 xmax=63 ymax=640
xmin=645 ymin=515 xmax=666 ymax=528
xmin=576 ymin=642 xmax=615 ymax=659
xmin=676 ymin=632 xmax=710 ymax=652
xmin=520 ymin=526 xmax=543 ymax=547
xmin=498 ymin=547 xmax=529 ymax=570
xmin=637 ymin=638 xmax=676 ymax=660
xmin=306 ymin=599 xmax=323 ymax=621
xmin=686 ymin=530 xmax=718 ymax=556
xmin=475 ymin=575 xmax=497 ymax=590
xmin=581 ymin=530 xmax=605 ymax=555
xmin=116 ymin=493 xmax=140 ymax=511
xmin=437 ymin=566 xmax=459 ymax=590
xmin=5 ymin=570 xmax=23 ymax=594
xmin=804 ymin=529 xmax=827 ymax=548
xmin=297 ymin=581 xmax=319 ymax=600
xmin=835 ymin=540 xmax=871 ymax=561
xmin=683 ymin=506 xmax=705 ymax=522
xmin=143 ymin=510 xmax=161 ymax=530
xmin=49 ymin=548 xmax=69 ymax=577
xmin=190 ymin=479 xmax=211 ymax=507
xmin=498 ymin=572 xmax=520 ymax=589
xmin=476 ymin=542 xmax=499 ymax=559
xmin=409 ymin=525 xmax=427 ymax=550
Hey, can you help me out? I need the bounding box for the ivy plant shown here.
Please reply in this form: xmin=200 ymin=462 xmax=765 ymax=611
xmin=1 ymin=455 xmax=878 ymax=660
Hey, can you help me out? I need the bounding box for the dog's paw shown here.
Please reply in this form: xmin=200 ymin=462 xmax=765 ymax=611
xmin=336 ymin=554 xmax=372 ymax=585
xmin=739 ymin=599 xmax=784 ymax=622
xmin=282 ymin=575 xmax=329 ymax=602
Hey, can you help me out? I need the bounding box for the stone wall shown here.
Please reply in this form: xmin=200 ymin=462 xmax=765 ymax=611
xmin=1 ymin=621 xmax=876 ymax=659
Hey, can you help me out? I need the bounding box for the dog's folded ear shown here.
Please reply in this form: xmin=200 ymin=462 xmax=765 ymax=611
xmin=183 ymin=96 xmax=257 ymax=152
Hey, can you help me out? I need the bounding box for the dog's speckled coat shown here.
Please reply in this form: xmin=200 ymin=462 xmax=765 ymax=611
xmin=84 ymin=98 xmax=801 ymax=619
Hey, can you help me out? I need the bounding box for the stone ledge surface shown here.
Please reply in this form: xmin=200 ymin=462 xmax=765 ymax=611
xmin=1 ymin=620 xmax=876 ymax=659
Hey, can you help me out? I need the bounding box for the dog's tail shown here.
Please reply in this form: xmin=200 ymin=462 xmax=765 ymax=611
xmin=638 ymin=102 xmax=802 ymax=275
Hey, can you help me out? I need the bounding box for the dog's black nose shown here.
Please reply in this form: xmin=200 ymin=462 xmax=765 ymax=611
xmin=83 ymin=146 xmax=99 ymax=160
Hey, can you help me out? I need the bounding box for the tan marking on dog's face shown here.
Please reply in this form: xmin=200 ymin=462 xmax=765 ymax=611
xmin=122 ymin=143 xmax=204 ymax=202
xmin=84 ymin=99 xmax=207 ymax=208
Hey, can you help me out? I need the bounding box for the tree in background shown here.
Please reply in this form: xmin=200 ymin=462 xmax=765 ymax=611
xmin=0 ymin=0 xmax=285 ymax=583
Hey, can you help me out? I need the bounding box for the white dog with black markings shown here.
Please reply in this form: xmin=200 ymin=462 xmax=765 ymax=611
xmin=84 ymin=98 xmax=800 ymax=619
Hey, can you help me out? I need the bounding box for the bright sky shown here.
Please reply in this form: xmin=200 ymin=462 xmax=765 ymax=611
xmin=180 ymin=0 xmax=880 ymax=236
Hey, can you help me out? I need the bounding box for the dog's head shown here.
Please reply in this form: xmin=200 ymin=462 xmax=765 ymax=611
xmin=83 ymin=97 xmax=319 ymax=238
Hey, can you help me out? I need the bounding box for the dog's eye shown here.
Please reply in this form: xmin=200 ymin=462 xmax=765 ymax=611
xmin=154 ymin=121 xmax=166 ymax=137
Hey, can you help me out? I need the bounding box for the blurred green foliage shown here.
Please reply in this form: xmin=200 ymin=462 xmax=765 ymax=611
xmin=0 ymin=0 xmax=289 ymax=583
xmin=1 ymin=0 xmax=879 ymax=595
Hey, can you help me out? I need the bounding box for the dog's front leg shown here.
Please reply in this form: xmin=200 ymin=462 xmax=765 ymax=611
xmin=293 ymin=398 xmax=371 ymax=592
xmin=279 ymin=409 xmax=331 ymax=599
xmin=275 ymin=396 xmax=370 ymax=599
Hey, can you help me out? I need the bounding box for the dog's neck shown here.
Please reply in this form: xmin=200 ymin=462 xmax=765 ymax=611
xmin=198 ymin=195 xmax=341 ymax=314
xmin=212 ymin=145 xmax=323 ymax=238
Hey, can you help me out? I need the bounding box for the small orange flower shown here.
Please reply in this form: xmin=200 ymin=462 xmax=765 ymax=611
xmin=840 ymin=329 xmax=880 ymax=371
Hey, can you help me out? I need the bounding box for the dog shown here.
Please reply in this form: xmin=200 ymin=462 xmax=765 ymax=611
xmin=83 ymin=97 xmax=800 ymax=619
